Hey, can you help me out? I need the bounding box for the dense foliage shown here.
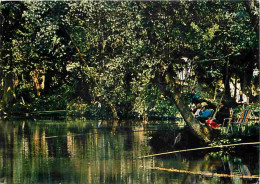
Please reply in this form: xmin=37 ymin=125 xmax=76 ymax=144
xmin=0 ymin=1 xmax=258 ymax=118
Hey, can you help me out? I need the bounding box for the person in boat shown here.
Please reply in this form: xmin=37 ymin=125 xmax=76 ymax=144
xmin=194 ymin=103 xmax=204 ymax=117
xmin=236 ymin=91 xmax=247 ymax=105
xmin=191 ymin=103 xmax=198 ymax=113
xmin=215 ymin=101 xmax=230 ymax=125
xmin=199 ymin=103 xmax=213 ymax=122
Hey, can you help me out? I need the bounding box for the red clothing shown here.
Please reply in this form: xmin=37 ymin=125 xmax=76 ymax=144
xmin=206 ymin=119 xmax=220 ymax=129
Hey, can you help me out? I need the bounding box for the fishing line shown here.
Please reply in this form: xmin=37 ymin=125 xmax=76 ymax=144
xmin=138 ymin=141 xmax=260 ymax=159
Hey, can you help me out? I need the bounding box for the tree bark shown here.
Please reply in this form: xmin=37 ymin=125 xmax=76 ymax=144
xmin=243 ymin=0 xmax=259 ymax=102
xmin=0 ymin=11 xmax=3 ymax=101
xmin=165 ymin=88 xmax=211 ymax=144
xmin=242 ymin=71 xmax=248 ymax=92
xmin=158 ymin=75 xmax=211 ymax=144
xmin=223 ymin=60 xmax=231 ymax=98
xmin=2 ymin=72 xmax=16 ymax=110
xmin=244 ymin=0 xmax=259 ymax=35
xmin=110 ymin=103 xmax=119 ymax=120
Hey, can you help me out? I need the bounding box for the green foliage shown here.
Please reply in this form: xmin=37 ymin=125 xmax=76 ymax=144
xmin=0 ymin=1 xmax=258 ymax=118
xmin=132 ymin=84 xmax=178 ymax=117
xmin=9 ymin=103 xmax=31 ymax=115
xmin=32 ymin=86 xmax=70 ymax=111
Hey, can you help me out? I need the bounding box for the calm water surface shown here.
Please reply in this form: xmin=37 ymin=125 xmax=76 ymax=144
xmin=0 ymin=119 xmax=258 ymax=183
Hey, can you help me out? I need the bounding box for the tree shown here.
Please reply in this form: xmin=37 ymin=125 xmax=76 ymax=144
xmin=1 ymin=1 xmax=258 ymax=143
xmin=0 ymin=2 xmax=26 ymax=110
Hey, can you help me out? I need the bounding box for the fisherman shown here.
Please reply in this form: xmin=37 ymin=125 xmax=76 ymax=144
xmin=194 ymin=104 xmax=204 ymax=118
xmin=236 ymin=91 xmax=247 ymax=105
xmin=199 ymin=102 xmax=213 ymax=122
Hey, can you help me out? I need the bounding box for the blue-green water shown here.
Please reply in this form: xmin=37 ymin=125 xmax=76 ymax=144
xmin=0 ymin=119 xmax=258 ymax=183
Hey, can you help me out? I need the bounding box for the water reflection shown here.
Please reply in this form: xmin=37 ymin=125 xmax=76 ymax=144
xmin=0 ymin=120 xmax=258 ymax=183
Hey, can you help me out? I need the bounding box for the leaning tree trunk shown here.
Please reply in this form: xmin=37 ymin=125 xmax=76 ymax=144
xmin=158 ymin=74 xmax=212 ymax=145
xmin=173 ymin=90 xmax=211 ymax=144
xmin=164 ymin=88 xmax=211 ymax=144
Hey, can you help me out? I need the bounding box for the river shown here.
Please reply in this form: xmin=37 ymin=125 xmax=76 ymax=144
xmin=0 ymin=119 xmax=258 ymax=183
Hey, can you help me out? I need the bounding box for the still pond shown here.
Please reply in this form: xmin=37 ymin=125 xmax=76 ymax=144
xmin=0 ymin=119 xmax=259 ymax=183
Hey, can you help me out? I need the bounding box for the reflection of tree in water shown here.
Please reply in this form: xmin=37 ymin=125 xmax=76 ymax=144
xmin=0 ymin=120 xmax=258 ymax=183
xmin=0 ymin=121 xmax=79 ymax=183
xmin=149 ymin=125 xmax=259 ymax=184
xmin=181 ymin=155 xmax=233 ymax=184
xmin=0 ymin=121 xmax=14 ymax=183
xmin=45 ymin=124 xmax=70 ymax=158
xmin=149 ymin=126 xmax=203 ymax=152
xmin=151 ymin=145 xmax=259 ymax=184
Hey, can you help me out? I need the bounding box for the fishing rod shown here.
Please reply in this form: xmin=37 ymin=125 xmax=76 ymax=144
xmin=138 ymin=141 xmax=260 ymax=159
xmin=146 ymin=166 xmax=259 ymax=179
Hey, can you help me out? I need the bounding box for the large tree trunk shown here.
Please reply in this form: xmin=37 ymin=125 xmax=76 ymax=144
xmin=243 ymin=0 xmax=259 ymax=103
xmin=0 ymin=11 xmax=3 ymax=102
xmin=244 ymin=0 xmax=259 ymax=35
xmin=163 ymin=87 xmax=211 ymax=144
xmin=158 ymin=74 xmax=212 ymax=144
xmin=110 ymin=103 xmax=119 ymax=120
xmin=174 ymin=91 xmax=211 ymax=144
xmin=2 ymin=72 xmax=16 ymax=110
xmin=241 ymin=71 xmax=248 ymax=93
xmin=223 ymin=60 xmax=231 ymax=98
